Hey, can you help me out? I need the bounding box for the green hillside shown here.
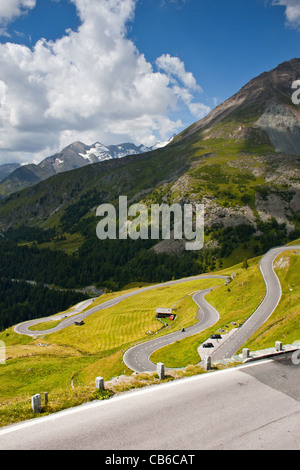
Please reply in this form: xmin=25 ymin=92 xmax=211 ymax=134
xmin=0 ymin=121 xmax=298 ymax=298
xmin=0 ymin=244 xmax=299 ymax=427
xmin=0 ymin=59 xmax=299 ymax=333
xmin=0 ymin=276 xmax=224 ymax=426
xmin=151 ymin=246 xmax=300 ymax=367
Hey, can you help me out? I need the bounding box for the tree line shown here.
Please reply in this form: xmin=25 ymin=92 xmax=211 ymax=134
xmin=0 ymin=216 xmax=297 ymax=329
xmin=0 ymin=278 xmax=87 ymax=331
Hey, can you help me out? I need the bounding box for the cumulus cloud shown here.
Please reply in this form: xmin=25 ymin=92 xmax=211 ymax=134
xmin=0 ymin=0 xmax=36 ymax=34
xmin=271 ymin=0 xmax=300 ymax=28
xmin=0 ymin=0 xmax=36 ymax=21
xmin=156 ymin=54 xmax=210 ymax=119
xmin=156 ymin=54 xmax=202 ymax=91
xmin=0 ymin=0 xmax=209 ymax=164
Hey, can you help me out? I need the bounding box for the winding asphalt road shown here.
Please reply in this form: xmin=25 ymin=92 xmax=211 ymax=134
xmin=2 ymin=246 xmax=299 ymax=451
xmin=210 ymin=245 xmax=300 ymax=361
xmin=14 ymin=245 xmax=300 ymax=371
xmin=14 ymin=274 xmax=227 ymax=336
xmin=125 ymin=245 xmax=300 ymax=371
xmin=123 ymin=288 xmax=221 ymax=372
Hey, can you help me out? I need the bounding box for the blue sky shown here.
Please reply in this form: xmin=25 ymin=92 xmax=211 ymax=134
xmin=0 ymin=0 xmax=299 ymax=164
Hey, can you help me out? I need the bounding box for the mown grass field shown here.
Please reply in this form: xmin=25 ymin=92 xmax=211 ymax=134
xmin=47 ymin=278 xmax=222 ymax=354
xmin=150 ymin=256 xmax=265 ymax=367
xmin=0 ymin=276 xmax=224 ymax=427
xmin=0 ymin=243 xmax=299 ymax=427
xmin=151 ymin=247 xmax=300 ymax=367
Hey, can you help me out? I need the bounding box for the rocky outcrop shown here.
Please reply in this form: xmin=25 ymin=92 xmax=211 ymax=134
xmin=257 ymin=100 xmax=300 ymax=156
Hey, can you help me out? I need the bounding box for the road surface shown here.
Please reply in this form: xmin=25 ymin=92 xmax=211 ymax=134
xmin=123 ymin=245 xmax=300 ymax=371
xmin=123 ymin=288 xmax=221 ymax=372
xmin=14 ymin=245 xmax=300 ymax=371
xmin=13 ymin=275 xmax=227 ymax=336
xmin=0 ymin=353 xmax=299 ymax=450
xmin=210 ymin=245 xmax=300 ymax=361
xmin=13 ymin=298 xmax=97 ymax=336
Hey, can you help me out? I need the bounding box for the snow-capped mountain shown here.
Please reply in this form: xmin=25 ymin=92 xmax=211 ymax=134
xmin=38 ymin=142 xmax=152 ymax=175
xmin=0 ymin=137 xmax=173 ymax=198
xmin=78 ymin=142 xmax=152 ymax=164
xmin=39 ymin=139 xmax=173 ymax=174
xmin=150 ymin=135 xmax=175 ymax=150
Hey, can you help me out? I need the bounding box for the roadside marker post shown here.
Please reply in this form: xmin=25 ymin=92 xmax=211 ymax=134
xmin=95 ymin=377 xmax=105 ymax=390
xmin=203 ymin=356 xmax=212 ymax=371
xmin=0 ymin=341 xmax=5 ymax=364
xmin=157 ymin=363 xmax=165 ymax=380
xmin=31 ymin=394 xmax=42 ymax=413
xmin=242 ymin=348 xmax=250 ymax=360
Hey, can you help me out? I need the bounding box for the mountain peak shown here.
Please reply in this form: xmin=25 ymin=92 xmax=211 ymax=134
xmin=176 ymin=57 xmax=300 ymax=155
xmin=0 ymin=139 xmax=162 ymax=198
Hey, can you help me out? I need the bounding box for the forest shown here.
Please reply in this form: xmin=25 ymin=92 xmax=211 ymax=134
xmin=0 ymin=278 xmax=87 ymax=331
xmin=0 ymin=216 xmax=297 ymax=330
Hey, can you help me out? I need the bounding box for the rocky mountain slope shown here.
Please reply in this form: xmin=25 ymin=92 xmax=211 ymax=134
xmin=39 ymin=141 xmax=152 ymax=173
xmin=0 ymin=163 xmax=21 ymax=182
xmin=0 ymin=58 xmax=299 ymax=284
xmin=0 ymin=141 xmax=157 ymax=198
xmin=176 ymin=58 xmax=300 ymax=153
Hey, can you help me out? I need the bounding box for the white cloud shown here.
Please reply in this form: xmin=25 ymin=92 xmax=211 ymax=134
xmin=156 ymin=54 xmax=210 ymax=119
xmin=0 ymin=0 xmax=209 ymax=164
xmin=271 ymin=0 xmax=300 ymax=28
xmin=156 ymin=54 xmax=202 ymax=91
xmin=0 ymin=0 xmax=36 ymax=30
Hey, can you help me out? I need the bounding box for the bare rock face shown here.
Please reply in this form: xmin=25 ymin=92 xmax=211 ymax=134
xmin=291 ymin=188 xmax=300 ymax=212
xmin=177 ymin=58 xmax=300 ymax=144
xmin=257 ymin=100 xmax=300 ymax=156
xmin=153 ymin=238 xmax=185 ymax=255
xmin=255 ymin=192 xmax=295 ymax=233
xmin=204 ymin=202 xmax=256 ymax=229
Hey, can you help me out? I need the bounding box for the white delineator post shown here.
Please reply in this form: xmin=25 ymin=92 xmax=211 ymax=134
xmin=0 ymin=341 xmax=5 ymax=364
xmin=157 ymin=363 xmax=165 ymax=380
xmin=242 ymin=348 xmax=250 ymax=360
xmin=95 ymin=377 xmax=105 ymax=390
xmin=203 ymin=356 xmax=212 ymax=371
xmin=31 ymin=394 xmax=42 ymax=413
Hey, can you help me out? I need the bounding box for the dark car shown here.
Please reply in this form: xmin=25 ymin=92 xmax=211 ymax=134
xmin=210 ymin=334 xmax=222 ymax=339
xmin=202 ymin=342 xmax=214 ymax=348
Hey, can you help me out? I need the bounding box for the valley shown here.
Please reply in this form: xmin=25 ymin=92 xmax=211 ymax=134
xmin=0 ymin=241 xmax=299 ymax=427
xmin=0 ymin=58 xmax=299 ymax=431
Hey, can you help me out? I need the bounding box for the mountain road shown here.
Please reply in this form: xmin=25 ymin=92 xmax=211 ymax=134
xmin=13 ymin=245 xmax=300 ymax=370
xmin=0 ymin=353 xmax=299 ymax=450
xmin=123 ymin=288 xmax=221 ymax=372
xmin=13 ymin=275 xmax=227 ymax=336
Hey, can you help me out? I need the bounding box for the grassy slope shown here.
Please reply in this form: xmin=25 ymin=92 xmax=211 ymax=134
xmin=151 ymin=246 xmax=300 ymax=367
xmin=0 ymin=141 xmax=191 ymax=229
xmin=0 ymin=243 xmax=299 ymax=426
xmin=242 ymin=250 xmax=300 ymax=350
xmin=0 ymin=277 xmax=223 ymax=426
xmin=0 ymin=119 xmax=293 ymax=250
xmin=47 ymin=278 xmax=222 ymax=354
xmin=150 ymin=256 xmax=265 ymax=367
